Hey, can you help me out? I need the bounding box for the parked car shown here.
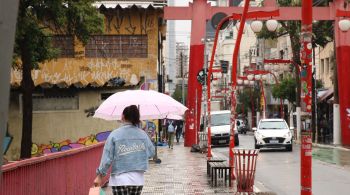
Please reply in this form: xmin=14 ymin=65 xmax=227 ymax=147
xmin=207 ymin=110 xmax=239 ymax=146
xmin=253 ymin=119 xmax=293 ymax=151
xmin=236 ymin=119 xmax=249 ymax=134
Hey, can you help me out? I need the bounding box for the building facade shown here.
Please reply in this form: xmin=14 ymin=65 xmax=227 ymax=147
xmin=6 ymin=2 xmax=166 ymax=160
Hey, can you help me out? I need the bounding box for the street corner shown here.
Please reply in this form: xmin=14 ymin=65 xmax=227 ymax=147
xmin=254 ymin=181 xmax=277 ymax=195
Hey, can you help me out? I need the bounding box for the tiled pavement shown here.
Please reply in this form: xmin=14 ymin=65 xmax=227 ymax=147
xmin=142 ymin=142 xmax=236 ymax=194
xmin=103 ymin=140 xmax=273 ymax=194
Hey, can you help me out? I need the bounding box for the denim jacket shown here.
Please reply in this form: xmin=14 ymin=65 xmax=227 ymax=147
xmin=96 ymin=124 xmax=155 ymax=176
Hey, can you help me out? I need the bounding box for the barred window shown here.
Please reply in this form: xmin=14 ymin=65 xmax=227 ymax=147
xmin=85 ymin=35 xmax=148 ymax=58
xmin=51 ymin=35 xmax=75 ymax=58
xmin=33 ymin=94 xmax=79 ymax=111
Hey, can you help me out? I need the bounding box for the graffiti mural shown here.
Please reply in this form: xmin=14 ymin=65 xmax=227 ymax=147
xmin=31 ymin=130 xmax=112 ymax=156
xmin=141 ymin=120 xmax=158 ymax=142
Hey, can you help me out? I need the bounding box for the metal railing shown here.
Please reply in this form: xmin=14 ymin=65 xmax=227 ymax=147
xmin=1 ymin=142 xmax=106 ymax=195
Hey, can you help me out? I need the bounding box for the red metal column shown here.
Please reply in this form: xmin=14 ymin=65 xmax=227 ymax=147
xmin=184 ymin=0 xmax=207 ymax=147
xmin=300 ymin=0 xmax=313 ymax=194
xmin=335 ymin=1 xmax=350 ymax=145
xmin=229 ymin=0 xmax=250 ymax=179
xmin=207 ymin=15 xmax=232 ymax=158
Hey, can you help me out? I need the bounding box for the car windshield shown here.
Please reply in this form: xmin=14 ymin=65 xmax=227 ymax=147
xmin=259 ymin=121 xmax=288 ymax=129
xmin=211 ymin=113 xmax=230 ymax=126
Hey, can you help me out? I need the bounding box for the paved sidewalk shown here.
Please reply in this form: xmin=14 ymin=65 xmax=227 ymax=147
xmin=103 ymin=140 xmax=275 ymax=194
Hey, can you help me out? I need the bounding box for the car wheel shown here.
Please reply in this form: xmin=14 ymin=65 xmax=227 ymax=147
xmin=286 ymin=145 xmax=293 ymax=152
xmin=254 ymin=138 xmax=259 ymax=149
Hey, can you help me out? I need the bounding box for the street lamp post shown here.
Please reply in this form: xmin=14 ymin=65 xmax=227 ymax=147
xmin=206 ymin=3 xmax=280 ymax=174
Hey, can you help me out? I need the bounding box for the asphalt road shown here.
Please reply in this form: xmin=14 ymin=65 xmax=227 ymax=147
xmin=213 ymin=133 xmax=350 ymax=195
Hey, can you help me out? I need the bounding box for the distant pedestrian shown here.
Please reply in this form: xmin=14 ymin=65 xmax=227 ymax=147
xmin=175 ymin=120 xmax=183 ymax=143
xmin=167 ymin=120 xmax=175 ymax=149
xmin=94 ymin=105 xmax=155 ymax=195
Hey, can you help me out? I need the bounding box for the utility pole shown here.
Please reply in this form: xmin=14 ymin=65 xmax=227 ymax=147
xmin=181 ymin=52 xmax=185 ymax=105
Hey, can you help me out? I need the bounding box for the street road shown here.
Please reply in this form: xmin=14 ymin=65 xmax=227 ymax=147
xmin=213 ymin=133 xmax=350 ymax=195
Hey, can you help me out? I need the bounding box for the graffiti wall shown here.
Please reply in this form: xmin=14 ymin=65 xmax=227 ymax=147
xmin=31 ymin=131 xmax=111 ymax=156
xmin=31 ymin=120 xmax=159 ymax=156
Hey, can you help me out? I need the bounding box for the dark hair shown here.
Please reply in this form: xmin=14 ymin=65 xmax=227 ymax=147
xmin=122 ymin=105 xmax=140 ymax=126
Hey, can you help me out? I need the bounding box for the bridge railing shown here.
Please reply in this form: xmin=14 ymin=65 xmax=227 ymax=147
xmin=1 ymin=142 xmax=106 ymax=195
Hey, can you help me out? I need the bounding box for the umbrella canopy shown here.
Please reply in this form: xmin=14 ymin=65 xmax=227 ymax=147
xmin=166 ymin=114 xmax=184 ymax=120
xmin=93 ymin=90 xmax=188 ymax=120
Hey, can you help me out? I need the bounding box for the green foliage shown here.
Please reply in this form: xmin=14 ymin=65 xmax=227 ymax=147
xmin=312 ymin=21 xmax=334 ymax=48
xmin=316 ymin=79 xmax=324 ymax=89
xmin=237 ymin=87 xmax=261 ymax=114
xmin=272 ymin=77 xmax=297 ymax=104
xmin=14 ymin=0 xmax=104 ymax=68
xmin=172 ymin=85 xmax=187 ymax=105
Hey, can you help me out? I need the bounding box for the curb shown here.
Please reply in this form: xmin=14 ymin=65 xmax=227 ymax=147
xmin=253 ymin=181 xmax=277 ymax=195
xmin=294 ymin=140 xmax=350 ymax=151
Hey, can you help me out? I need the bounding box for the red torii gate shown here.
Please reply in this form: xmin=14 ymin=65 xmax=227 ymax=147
xmin=165 ymin=0 xmax=350 ymax=147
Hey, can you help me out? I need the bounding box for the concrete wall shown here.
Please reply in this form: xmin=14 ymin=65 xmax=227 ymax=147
xmin=317 ymin=42 xmax=334 ymax=89
xmin=6 ymin=90 xmax=120 ymax=160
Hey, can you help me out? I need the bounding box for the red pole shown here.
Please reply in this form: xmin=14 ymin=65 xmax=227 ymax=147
xmin=207 ymin=15 xmax=232 ymax=159
xmin=230 ymin=0 xmax=250 ymax=179
xmin=300 ymin=0 xmax=313 ymax=194
xmin=183 ymin=0 xmax=206 ymax=147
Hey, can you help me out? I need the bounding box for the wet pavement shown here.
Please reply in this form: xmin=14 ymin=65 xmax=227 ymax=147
xmin=312 ymin=145 xmax=350 ymax=168
xmin=214 ymin=133 xmax=350 ymax=195
xmin=103 ymin=139 xmax=272 ymax=194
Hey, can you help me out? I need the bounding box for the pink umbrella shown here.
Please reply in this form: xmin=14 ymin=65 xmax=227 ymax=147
xmin=93 ymin=90 xmax=188 ymax=120
xmin=166 ymin=114 xmax=184 ymax=120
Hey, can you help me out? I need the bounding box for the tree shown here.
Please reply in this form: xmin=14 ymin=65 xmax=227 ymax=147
xmin=172 ymin=84 xmax=187 ymax=105
xmin=237 ymin=87 xmax=261 ymax=114
xmin=257 ymin=0 xmax=334 ymax=109
xmin=272 ymin=76 xmax=297 ymax=106
xmin=14 ymin=0 xmax=104 ymax=158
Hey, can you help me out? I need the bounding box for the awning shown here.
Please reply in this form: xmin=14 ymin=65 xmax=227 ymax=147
xmin=317 ymin=88 xmax=333 ymax=102
xmin=93 ymin=1 xmax=166 ymax=9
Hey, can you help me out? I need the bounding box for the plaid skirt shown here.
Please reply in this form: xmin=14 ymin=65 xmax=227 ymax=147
xmin=112 ymin=186 xmax=143 ymax=195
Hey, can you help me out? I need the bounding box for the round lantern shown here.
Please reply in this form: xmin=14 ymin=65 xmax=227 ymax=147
xmin=250 ymin=20 xmax=263 ymax=33
xmin=247 ymin=74 xmax=254 ymax=81
xmin=255 ymin=74 xmax=262 ymax=80
xmin=266 ymin=19 xmax=279 ymax=32
xmin=339 ymin=19 xmax=350 ymax=32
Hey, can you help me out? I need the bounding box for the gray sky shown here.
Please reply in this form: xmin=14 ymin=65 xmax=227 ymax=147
xmin=173 ymin=0 xmax=191 ymax=45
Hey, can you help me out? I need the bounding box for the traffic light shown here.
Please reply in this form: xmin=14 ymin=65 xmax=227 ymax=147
xmin=220 ymin=60 xmax=229 ymax=74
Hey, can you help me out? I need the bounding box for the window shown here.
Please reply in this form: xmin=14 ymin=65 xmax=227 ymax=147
xmin=51 ymin=35 xmax=75 ymax=58
xmin=324 ymin=57 xmax=329 ymax=76
xmin=320 ymin=59 xmax=324 ymax=77
xmin=210 ymin=113 xmax=230 ymax=126
xmin=259 ymin=121 xmax=288 ymax=129
xmin=85 ymin=35 xmax=148 ymax=58
xmin=32 ymin=94 xmax=79 ymax=111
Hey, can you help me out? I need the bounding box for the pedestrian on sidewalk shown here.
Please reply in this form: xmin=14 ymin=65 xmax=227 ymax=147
xmin=94 ymin=105 xmax=155 ymax=195
xmin=167 ymin=120 xmax=175 ymax=149
xmin=175 ymin=120 xmax=183 ymax=143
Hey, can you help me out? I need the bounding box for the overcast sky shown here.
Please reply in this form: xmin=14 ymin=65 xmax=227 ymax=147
xmin=173 ymin=0 xmax=192 ymax=45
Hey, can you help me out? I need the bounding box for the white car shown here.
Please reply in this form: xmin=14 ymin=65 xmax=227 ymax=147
xmin=253 ymin=119 xmax=293 ymax=151
xmin=207 ymin=110 xmax=239 ymax=146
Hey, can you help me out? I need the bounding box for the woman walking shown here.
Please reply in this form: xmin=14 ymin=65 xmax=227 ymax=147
xmin=94 ymin=105 xmax=155 ymax=195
